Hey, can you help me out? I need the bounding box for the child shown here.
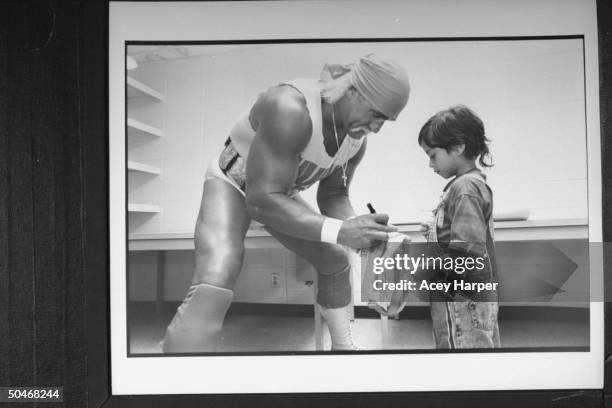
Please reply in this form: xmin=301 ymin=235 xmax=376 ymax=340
xmin=392 ymin=105 xmax=501 ymax=348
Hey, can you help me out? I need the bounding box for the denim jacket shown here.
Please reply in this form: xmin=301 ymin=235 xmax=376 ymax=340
xmin=426 ymin=169 xmax=498 ymax=301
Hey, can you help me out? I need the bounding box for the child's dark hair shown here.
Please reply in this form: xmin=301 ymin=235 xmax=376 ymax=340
xmin=418 ymin=105 xmax=493 ymax=167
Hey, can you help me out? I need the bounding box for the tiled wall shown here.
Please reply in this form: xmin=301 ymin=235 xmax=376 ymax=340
xmin=129 ymin=249 xmax=316 ymax=303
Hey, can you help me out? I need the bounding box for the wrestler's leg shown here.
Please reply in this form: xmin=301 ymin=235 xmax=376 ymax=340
xmin=161 ymin=178 xmax=251 ymax=353
xmin=264 ymin=224 xmax=356 ymax=350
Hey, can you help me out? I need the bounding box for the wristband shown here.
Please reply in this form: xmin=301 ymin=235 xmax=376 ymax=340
xmin=321 ymin=217 xmax=343 ymax=244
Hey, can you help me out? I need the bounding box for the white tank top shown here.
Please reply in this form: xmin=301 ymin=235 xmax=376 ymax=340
xmin=228 ymin=78 xmax=365 ymax=193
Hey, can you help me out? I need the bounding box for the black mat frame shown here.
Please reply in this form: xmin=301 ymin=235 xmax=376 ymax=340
xmin=1 ymin=1 xmax=608 ymax=407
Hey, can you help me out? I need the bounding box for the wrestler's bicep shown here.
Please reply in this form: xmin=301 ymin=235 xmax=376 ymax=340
xmin=246 ymin=136 xmax=299 ymax=195
xmin=245 ymin=90 xmax=311 ymax=198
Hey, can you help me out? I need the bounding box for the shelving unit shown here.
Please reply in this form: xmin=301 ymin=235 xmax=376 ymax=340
xmin=127 ymin=161 xmax=161 ymax=175
xmin=127 ymin=118 xmax=163 ymax=138
xmin=128 ymin=203 xmax=162 ymax=213
xmin=127 ymin=72 xmax=165 ymax=224
xmin=127 ymin=76 xmax=165 ymax=101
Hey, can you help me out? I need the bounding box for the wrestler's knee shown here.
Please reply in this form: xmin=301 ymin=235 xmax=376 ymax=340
xmin=317 ymin=265 xmax=351 ymax=308
xmin=193 ymin=226 xmax=245 ymax=288
xmin=311 ymin=245 xmax=350 ymax=276
xmin=314 ymin=246 xmax=352 ymax=308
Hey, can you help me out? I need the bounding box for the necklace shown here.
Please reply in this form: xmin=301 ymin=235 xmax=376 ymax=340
xmin=331 ymin=104 xmax=348 ymax=187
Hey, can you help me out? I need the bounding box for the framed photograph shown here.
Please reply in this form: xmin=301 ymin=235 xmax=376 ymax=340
xmin=106 ymin=0 xmax=603 ymax=402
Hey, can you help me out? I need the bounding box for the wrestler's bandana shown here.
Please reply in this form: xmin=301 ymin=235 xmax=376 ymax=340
xmin=350 ymin=54 xmax=410 ymax=120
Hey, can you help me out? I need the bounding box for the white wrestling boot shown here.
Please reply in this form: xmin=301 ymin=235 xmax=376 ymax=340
xmin=317 ymin=304 xmax=360 ymax=351
xmin=160 ymin=283 xmax=233 ymax=353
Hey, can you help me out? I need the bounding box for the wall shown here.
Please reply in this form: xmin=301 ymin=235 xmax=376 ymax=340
xmin=194 ymin=39 xmax=588 ymax=223
xmin=129 ymin=248 xmax=316 ymax=304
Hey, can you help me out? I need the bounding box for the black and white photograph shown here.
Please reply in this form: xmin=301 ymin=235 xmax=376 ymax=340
xmin=109 ymin=0 xmax=603 ymax=396
xmin=126 ymin=39 xmax=590 ymax=355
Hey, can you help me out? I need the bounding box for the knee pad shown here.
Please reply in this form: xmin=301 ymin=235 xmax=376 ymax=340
xmin=316 ymin=246 xmax=350 ymax=274
xmin=316 ymin=263 xmax=351 ymax=308
xmin=160 ymin=283 xmax=233 ymax=353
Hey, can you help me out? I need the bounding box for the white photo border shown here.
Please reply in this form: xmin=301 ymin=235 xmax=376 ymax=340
xmin=109 ymin=0 xmax=603 ymax=395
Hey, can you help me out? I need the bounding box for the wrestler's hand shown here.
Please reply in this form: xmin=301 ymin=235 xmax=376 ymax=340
xmin=337 ymin=213 xmax=398 ymax=250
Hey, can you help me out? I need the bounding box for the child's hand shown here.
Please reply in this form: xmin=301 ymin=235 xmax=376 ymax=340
xmin=388 ymin=287 xmax=406 ymax=320
xmin=387 ymin=300 xmax=406 ymax=320
xmin=419 ymin=209 xmax=434 ymax=239
xmin=387 ymin=231 xmax=411 ymax=244
xmin=420 ymin=222 xmax=431 ymax=239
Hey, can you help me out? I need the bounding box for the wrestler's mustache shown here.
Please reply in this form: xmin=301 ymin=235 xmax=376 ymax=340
xmin=348 ymin=126 xmax=371 ymax=136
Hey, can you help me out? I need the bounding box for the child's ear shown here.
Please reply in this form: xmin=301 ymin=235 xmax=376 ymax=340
xmin=452 ymin=143 xmax=466 ymax=156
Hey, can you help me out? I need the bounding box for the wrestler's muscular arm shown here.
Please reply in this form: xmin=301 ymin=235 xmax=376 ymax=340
xmin=245 ymin=85 xmax=395 ymax=249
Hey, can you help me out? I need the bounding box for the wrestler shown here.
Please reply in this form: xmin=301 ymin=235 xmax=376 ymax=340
xmin=161 ymin=54 xmax=411 ymax=352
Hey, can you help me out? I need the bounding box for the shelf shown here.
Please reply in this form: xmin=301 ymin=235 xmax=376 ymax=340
xmin=127 ymin=118 xmax=163 ymax=137
xmin=127 ymin=161 xmax=161 ymax=175
xmin=127 ymin=76 xmax=165 ymax=101
xmin=128 ymin=203 xmax=161 ymax=213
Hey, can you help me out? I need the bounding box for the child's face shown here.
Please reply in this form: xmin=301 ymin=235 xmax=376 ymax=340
xmin=420 ymin=143 xmax=460 ymax=179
